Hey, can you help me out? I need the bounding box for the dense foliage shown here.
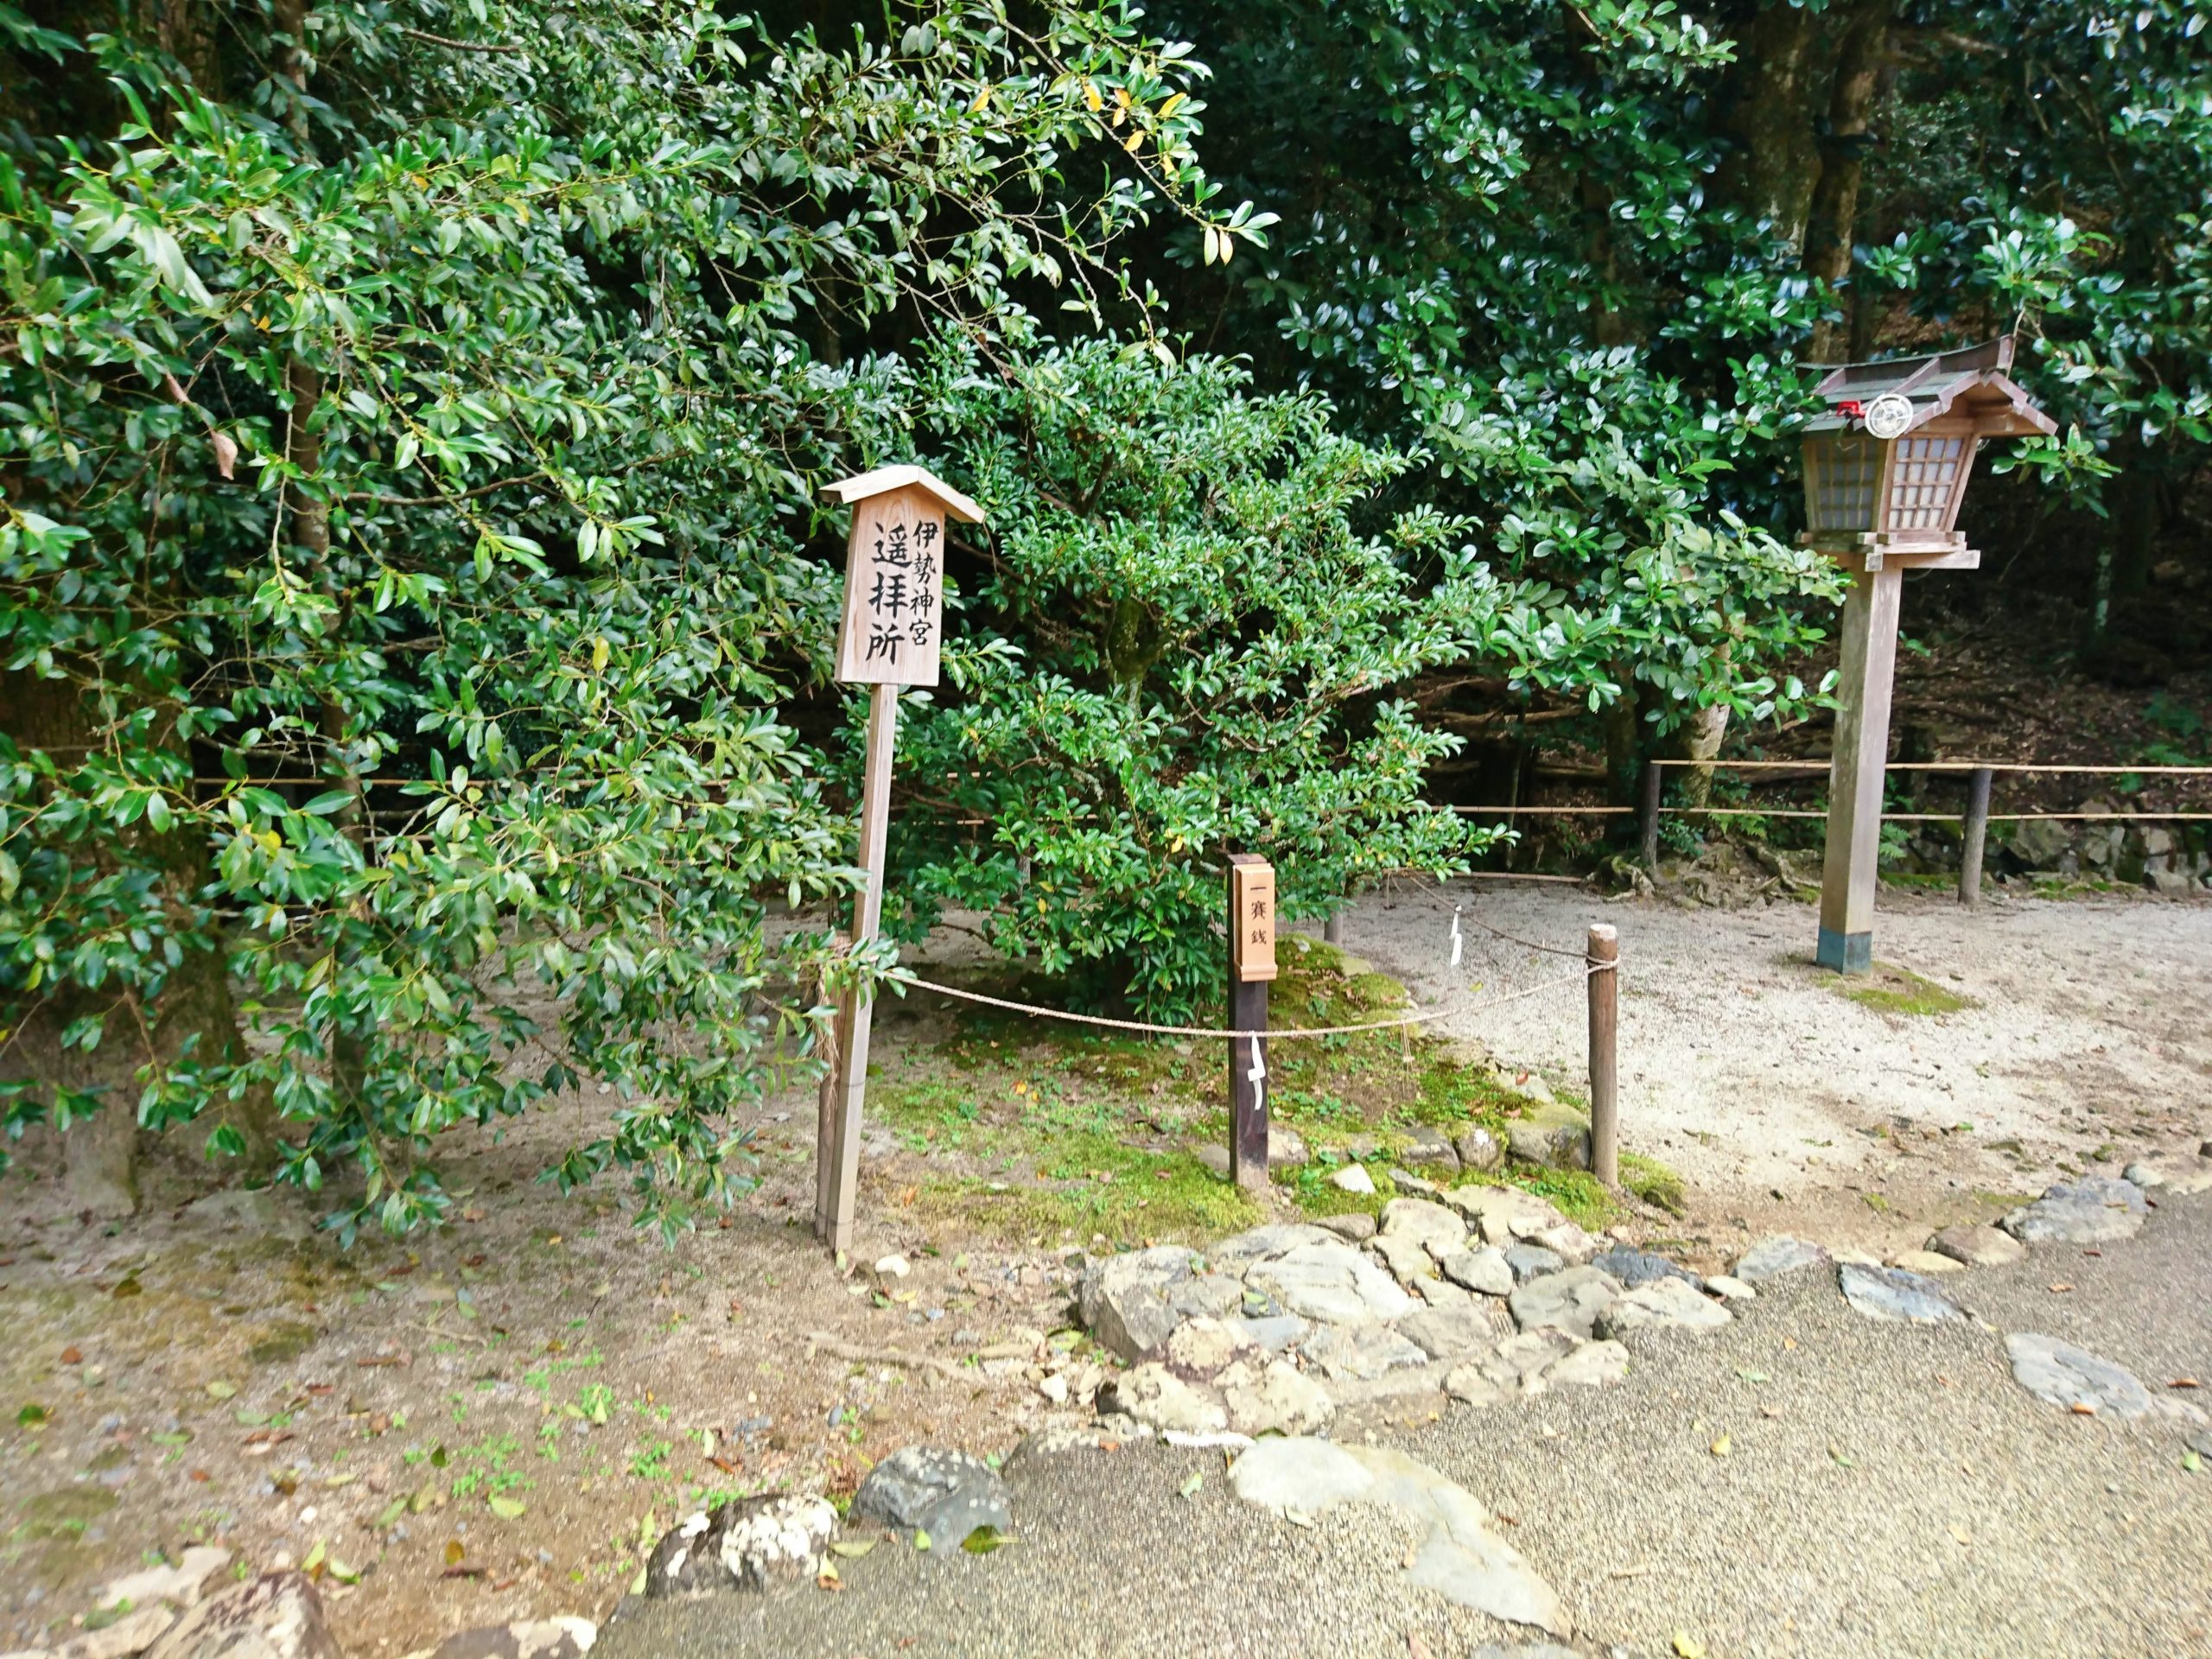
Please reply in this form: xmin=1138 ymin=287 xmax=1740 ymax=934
xmin=0 ymin=0 xmax=1268 ymax=1229
xmin=6 ymin=0 xmax=2209 ymax=1229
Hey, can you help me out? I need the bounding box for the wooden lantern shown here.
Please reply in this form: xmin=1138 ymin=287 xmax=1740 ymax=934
xmin=1800 ymin=336 xmax=2055 ymax=569
xmin=1797 ymin=338 xmax=2054 ymax=974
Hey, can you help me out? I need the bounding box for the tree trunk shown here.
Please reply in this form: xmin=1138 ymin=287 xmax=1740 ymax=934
xmin=1722 ymin=5 xmax=1828 ymax=254
xmin=1672 ymin=702 xmax=1732 ymax=810
xmin=3 ymin=672 xmax=277 ymax=1211
xmin=1599 ymin=677 xmax=1645 ymax=808
xmin=1803 ymin=0 xmax=1893 ymax=362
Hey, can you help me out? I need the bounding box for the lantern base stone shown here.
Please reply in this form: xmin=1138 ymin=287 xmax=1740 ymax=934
xmin=1816 ymin=926 xmax=1873 ymax=975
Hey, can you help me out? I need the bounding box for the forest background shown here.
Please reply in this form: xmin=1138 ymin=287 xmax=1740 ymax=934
xmin=3 ymin=0 xmax=2207 ymax=1232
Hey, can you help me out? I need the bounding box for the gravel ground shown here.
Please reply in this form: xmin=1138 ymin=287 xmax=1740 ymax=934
xmin=595 ymin=1191 xmax=2212 ymax=1659
xmin=1343 ymin=878 xmax=2212 ymax=1250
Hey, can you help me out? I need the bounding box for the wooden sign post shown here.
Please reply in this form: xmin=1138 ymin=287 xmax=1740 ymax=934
xmin=814 ymin=465 xmax=984 ymax=1255
xmin=1796 ymin=340 xmax=2052 ymax=973
xmin=1226 ymin=855 xmax=1276 ymax=1191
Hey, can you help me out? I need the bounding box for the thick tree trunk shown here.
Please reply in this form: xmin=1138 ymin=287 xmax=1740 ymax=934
xmin=3 ymin=672 xmax=276 ymax=1211
xmin=1803 ymin=0 xmax=1893 ymax=363
xmin=1672 ymin=702 xmax=1732 ymax=810
xmin=1722 ymin=5 xmax=1828 ymax=253
xmin=1599 ymin=677 xmax=1646 ymax=808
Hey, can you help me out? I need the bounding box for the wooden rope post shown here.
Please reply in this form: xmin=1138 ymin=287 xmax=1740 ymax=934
xmin=1586 ymin=922 xmax=1619 ymax=1187
xmin=1639 ymin=760 xmax=1662 ymax=874
xmin=1226 ymin=856 xmax=1276 ymax=1191
xmin=1958 ymin=766 xmax=1993 ymax=908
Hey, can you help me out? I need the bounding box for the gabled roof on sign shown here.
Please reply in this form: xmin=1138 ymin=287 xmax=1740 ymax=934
xmin=1806 ymin=336 xmax=2057 ymax=438
xmin=822 ymin=464 xmax=985 ymax=524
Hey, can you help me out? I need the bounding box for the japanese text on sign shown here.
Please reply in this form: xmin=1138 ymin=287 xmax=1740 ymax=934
xmin=1230 ymin=857 xmax=1278 ymax=983
xmin=836 ymin=486 xmax=945 ymax=687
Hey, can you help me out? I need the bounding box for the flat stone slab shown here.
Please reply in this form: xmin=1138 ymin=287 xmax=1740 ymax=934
xmin=1508 ymin=1266 xmax=1620 ymax=1339
xmin=1598 ymin=1276 xmax=1732 ymax=1337
xmin=1929 ymin=1224 xmax=2024 ymax=1268
xmin=1733 ymin=1236 xmax=1831 ymax=1282
xmin=851 ymin=1446 xmax=1011 ymax=1548
xmin=1379 ymin=1196 xmax=1467 ymax=1255
xmin=2005 ymin=1333 xmax=2153 ymax=1419
xmin=2001 ymin=1178 xmax=2147 ymax=1245
xmin=1440 ymin=1246 xmax=1514 ymax=1297
xmin=1229 ymin=1439 xmax=1570 ymax=1637
xmin=1589 ymin=1247 xmax=1702 ymax=1291
xmin=1298 ymin=1321 xmax=1431 ymax=1382
xmin=1503 ymin=1243 xmax=1564 ymax=1284
xmin=1838 ymin=1262 xmax=1961 ymax=1324
xmin=1247 ymin=1241 xmax=1415 ymax=1326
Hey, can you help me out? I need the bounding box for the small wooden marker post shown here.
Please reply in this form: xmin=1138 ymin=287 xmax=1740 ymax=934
xmin=1798 ymin=339 xmax=2053 ymax=972
xmin=1226 ymin=855 xmax=1277 ymax=1191
xmin=815 ymin=464 xmax=984 ymax=1255
xmin=1586 ymin=923 xmax=1618 ymax=1187
xmin=1958 ymin=766 xmax=1993 ymax=908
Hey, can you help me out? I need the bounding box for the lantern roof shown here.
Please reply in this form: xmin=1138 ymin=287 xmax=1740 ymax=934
xmin=1805 ymin=336 xmax=2057 ymax=439
xmin=822 ymin=463 xmax=985 ymax=524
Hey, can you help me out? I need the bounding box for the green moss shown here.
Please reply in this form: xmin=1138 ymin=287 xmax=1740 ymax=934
xmin=1839 ymin=963 xmax=1974 ymax=1018
xmin=18 ymin=1487 xmax=118 ymax=1540
xmin=1620 ymin=1151 xmax=1686 ymax=1217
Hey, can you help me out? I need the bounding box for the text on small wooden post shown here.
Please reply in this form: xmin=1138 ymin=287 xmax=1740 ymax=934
xmin=1226 ymin=855 xmax=1274 ymax=1191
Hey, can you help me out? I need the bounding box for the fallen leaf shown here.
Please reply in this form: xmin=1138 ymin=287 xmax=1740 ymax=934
xmin=1408 ymin=1635 xmax=1434 ymax=1659
xmin=16 ymin=1403 xmax=48 ymax=1428
xmin=961 ymin=1527 xmax=1010 ymax=1554
xmin=1948 ymin=1525 xmax=1971 ymax=1546
xmin=1781 ymin=1336 xmax=1798 ymax=1351
xmin=1674 ymin=1633 xmax=1707 ymax=1658
xmin=1178 ymin=1471 xmax=1204 ymax=1499
xmin=302 ymin=1540 xmax=327 ymax=1580
xmin=2070 ymin=1402 xmax=2097 ymax=1416
xmin=205 ymin=1381 xmax=237 ymax=1400
xmin=373 ymin=1498 xmax=407 ymax=1530
xmin=59 ymin=1347 xmax=82 ymax=1366
xmin=2170 ymin=1378 xmax=2201 ymax=1389
xmin=444 ymin=1541 xmax=466 ymax=1567
xmin=1734 ymin=1368 xmax=1769 ymax=1384
xmin=2183 ymin=1449 xmax=2202 ymax=1474
xmin=1828 ymin=1442 xmax=1855 ymax=1467
xmin=2048 ymin=1282 xmax=2075 ymax=1294
xmin=816 ymin=1567 xmax=842 ymax=1591
xmin=912 ymin=1528 xmax=931 ymax=1552
xmin=829 ymin=1540 xmax=876 ymax=1560
xmin=1710 ymin=1435 xmax=1732 ymax=1459
xmin=487 ymin=1496 xmax=525 ymax=1520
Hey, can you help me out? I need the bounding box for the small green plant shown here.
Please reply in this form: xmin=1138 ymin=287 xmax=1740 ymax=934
xmin=1839 ymin=964 xmax=1974 ymax=1018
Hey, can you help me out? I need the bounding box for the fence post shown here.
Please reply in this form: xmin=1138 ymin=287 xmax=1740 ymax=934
xmin=1639 ymin=760 xmax=1662 ymax=874
xmin=1586 ymin=923 xmax=1619 ymax=1187
xmin=1226 ymin=857 xmax=1277 ymax=1191
xmin=1959 ymin=766 xmax=1993 ymax=908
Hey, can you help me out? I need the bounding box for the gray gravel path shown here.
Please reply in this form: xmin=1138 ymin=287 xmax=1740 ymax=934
xmin=594 ymin=1192 xmax=2212 ymax=1658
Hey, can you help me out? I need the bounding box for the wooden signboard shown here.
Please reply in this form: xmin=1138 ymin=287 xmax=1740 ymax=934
xmin=814 ymin=465 xmax=983 ymax=1255
xmin=1230 ymin=858 xmax=1278 ymax=983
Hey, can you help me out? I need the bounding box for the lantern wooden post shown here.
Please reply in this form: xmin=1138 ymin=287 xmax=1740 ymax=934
xmin=814 ymin=464 xmax=983 ymax=1255
xmin=1798 ymin=338 xmax=2054 ymax=974
xmin=1226 ymin=855 xmax=1277 ymax=1192
xmin=1817 ymin=563 xmax=1904 ymax=973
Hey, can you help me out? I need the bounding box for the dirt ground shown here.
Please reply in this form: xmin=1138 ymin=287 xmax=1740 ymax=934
xmin=1357 ymin=873 xmax=2212 ymax=1258
xmin=3 ymin=878 xmax=2207 ymax=1655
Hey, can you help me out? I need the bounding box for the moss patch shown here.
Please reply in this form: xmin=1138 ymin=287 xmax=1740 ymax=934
xmin=1620 ymin=1150 xmax=1687 ymax=1217
xmin=882 ymin=936 xmax=1568 ymax=1245
xmin=1839 ymin=963 xmax=1974 ymax=1018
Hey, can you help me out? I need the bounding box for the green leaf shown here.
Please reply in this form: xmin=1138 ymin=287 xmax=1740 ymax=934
xmin=488 ymin=1496 xmax=526 ymax=1519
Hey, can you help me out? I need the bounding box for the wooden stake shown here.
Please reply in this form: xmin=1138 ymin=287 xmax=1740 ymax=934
xmin=1226 ymin=855 xmax=1275 ymax=1192
xmin=1817 ymin=564 xmax=1904 ymax=974
xmin=819 ymin=683 xmax=899 ymax=1254
xmin=1959 ymin=766 xmax=1993 ymax=908
xmin=1586 ymin=922 xmax=1618 ymax=1187
xmin=1324 ymin=901 xmax=1346 ymax=946
xmin=1639 ymin=760 xmax=1662 ymax=874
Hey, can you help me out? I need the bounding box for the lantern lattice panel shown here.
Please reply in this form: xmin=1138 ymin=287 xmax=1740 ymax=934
xmin=1807 ymin=432 xmax=1882 ymax=532
xmin=1885 ymin=435 xmax=1967 ymax=531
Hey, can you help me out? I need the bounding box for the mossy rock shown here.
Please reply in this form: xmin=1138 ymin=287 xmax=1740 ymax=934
xmin=247 ymin=1320 xmax=321 ymax=1366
